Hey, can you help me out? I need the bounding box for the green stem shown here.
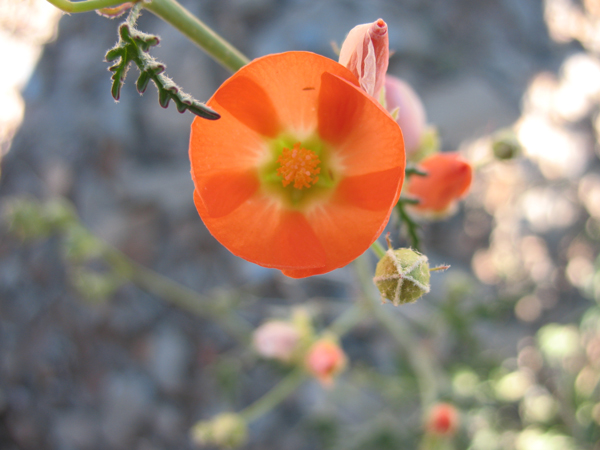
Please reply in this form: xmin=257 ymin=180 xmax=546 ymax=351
xmin=354 ymin=254 xmax=439 ymax=408
xmin=143 ymin=0 xmax=249 ymax=73
xmin=370 ymin=240 xmax=387 ymax=259
xmin=46 ymin=0 xmax=129 ymax=13
xmin=326 ymin=300 xmax=367 ymax=337
xmin=240 ymin=368 xmax=307 ymax=422
xmin=396 ymin=201 xmax=421 ymax=250
xmin=101 ymin=247 xmax=253 ymax=343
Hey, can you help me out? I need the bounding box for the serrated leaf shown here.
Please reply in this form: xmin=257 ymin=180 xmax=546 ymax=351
xmin=158 ymin=89 xmax=171 ymax=108
xmin=136 ymin=71 xmax=151 ymax=94
xmin=118 ymin=23 xmax=131 ymax=41
xmin=105 ymin=11 xmax=219 ymax=119
xmin=111 ymin=79 xmax=122 ymax=100
xmin=105 ymin=47 xmax=122 ymax=62
xmin=188 ymin=103 xmax=220 ymax=120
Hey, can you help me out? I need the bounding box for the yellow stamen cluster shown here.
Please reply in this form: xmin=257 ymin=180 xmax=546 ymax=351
xmin=276 ymin=142 xmax=321 ymax=189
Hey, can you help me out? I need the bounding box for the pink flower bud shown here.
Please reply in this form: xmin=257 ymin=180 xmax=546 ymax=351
xmin=406 ymin=152 xmax=472 ymax=220
xmin=425 ymin=403 xmax=459 ymax=437
xmin=339 ymin=19 xmax=389 ymax=97
xmin=305 ymin=338 xmax=347 ymax=387
xmin=253 ymin=321 xmax=300 ymax=362
xmin=385 ymin=75 xmax=427 ymax=156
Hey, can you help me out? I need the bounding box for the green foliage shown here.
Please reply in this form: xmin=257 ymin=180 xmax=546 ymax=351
xmin=4 ymin=196 xmax=124 ymax=302
xmin=105 ymin=10 xmax=220 ymax=119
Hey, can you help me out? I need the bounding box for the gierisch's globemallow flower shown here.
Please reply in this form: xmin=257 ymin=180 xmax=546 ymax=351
xmin=305 ymin=337 xmax=347 ymax=387
xmin=406 ymin=152 xmax=472 ymax=220
xmin=253 ymin=320 xmax=300 ymax=362
xmin=190 ymin=52 xmax=405 ymax=278
xmin=425 ymin=403 xmax=460 ymax=437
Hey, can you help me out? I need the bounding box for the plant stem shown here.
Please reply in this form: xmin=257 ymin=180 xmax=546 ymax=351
xmin=326 ymin=300 xmax=367 ymax=337
xmin=240 ymin=368 xmax=307 ymax=422
xmin=396 ymin=200 xmax=421 ymax=250
xmin=46 ymin=0 xmax=129 ymax=13
xmin=101 ymin=246 xmax=253 ymax=343
xmin=354 ymin=254 xmax=439 ymax=408
xmin=370 ymin=240 xmax=387 ymax=259
xmin=143 ymin=0 xmax=249 ymax=73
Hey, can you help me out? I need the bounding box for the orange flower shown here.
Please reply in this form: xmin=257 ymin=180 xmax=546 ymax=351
xmin=406 ymin=152 xmax=472 ymax=219
xmin=189 ymin=52 xmax=405 ymax=278
xmin=305 ymin=337 xmax=347 ymax=387
xmin=425 ymin=403 xmax=459 ymax=436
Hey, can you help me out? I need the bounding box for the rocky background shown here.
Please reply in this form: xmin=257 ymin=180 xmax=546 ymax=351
xmin=1 ymin=0 xmax=599 ymax=449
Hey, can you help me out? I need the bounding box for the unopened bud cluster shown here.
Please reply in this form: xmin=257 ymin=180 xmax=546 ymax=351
xmin=252 ymin=311 xmax=347 ymax=388
xmin=191 ymin=413 xmax=247 ymax=449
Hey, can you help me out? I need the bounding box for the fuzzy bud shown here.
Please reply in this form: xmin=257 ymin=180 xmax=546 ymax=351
xmin=492 ymin=130 xmax=521 ymax=160
xmin=253 ymin=320 xmax=300 ymax=363
xmin=191 ymin=413 xmax=247 ymax=449
xmin=339 ymin=19 xmax=389 ymax=98
xmin=385 ymin=75 xmax=427 ymax=157
xmin=425 ymin=403 xmax=459 ymax=437
xmin=373 ymin=248 xmax=430 ymax=305
xmin=406 ymin=152 xmax=472 ymax=220
xmin=305 ymin=337 xmax=347 ymax=387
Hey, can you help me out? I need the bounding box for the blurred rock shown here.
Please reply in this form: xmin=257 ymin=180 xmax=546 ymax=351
xmin=101 ymin=372 xmax=154 ymax=449
xmin=422 ymin=75 xmax=518 ymax=148
xmin=147 ymin=325 xmax=192 ymax=394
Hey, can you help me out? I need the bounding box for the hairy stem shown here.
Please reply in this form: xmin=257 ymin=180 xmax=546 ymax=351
xmin=354 ymin=254 xmax=439 ymax=408
xmin=101 ymin=246 xmax=253 ymax=343
xmin=143 ymin=0 xmax=249 ymax=72
xmin=370 ymin=240 xmax=387 ymax=259
xmin=240 ymin=368 xmax=307 ymax=422
xmin=46 ymin=0 xmax=128 ymax=13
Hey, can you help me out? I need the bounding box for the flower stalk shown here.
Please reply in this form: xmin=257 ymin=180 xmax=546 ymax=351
xmin=142 ymin=0 xmax=249 ymax=73
xmin=45 ymin=0 xmax=249 ymax=73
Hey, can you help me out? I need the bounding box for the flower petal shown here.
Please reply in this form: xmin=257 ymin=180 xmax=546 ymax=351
xmin=213 ymin=75 xmax=281 ymax=137
xmin=194 ymin=190 xmax=327 ymax=270
xmin=336 ymin=167 xmax=404 ymax=211
xmin=196 ymin=170 xmax=259 ymax=218
xmin=222 ymin=52 xmax=358 ymax=135
xmin=408 ymin=152 xmax=472 ymax=212
xmin=318 ymin=72 xmax=405 ymax=177
xmin=281 ymin=170 xmax=402 ymax=279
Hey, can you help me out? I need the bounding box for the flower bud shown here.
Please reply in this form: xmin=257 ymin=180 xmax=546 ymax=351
xmin=425 ymin=403 xmax=459 ymax=437
xmin=253 ymin=320 xmax=300 ymax=362
xmin=373 ymin=248 xmax=430 ymax=305
xmin=191 ymin=413 xmax=248 ymax=449
xmin=385 ymin=75 xmax=427 ymax=157
xmin=492 ymin=130 xmax=521 ymax=160
xmin=406 ymin=152 xmax=472 ymax=220
xmin=339 ymin=19 xmax=389 ymax=98
xmin=305 ymin=337 xmax=347 ymax=387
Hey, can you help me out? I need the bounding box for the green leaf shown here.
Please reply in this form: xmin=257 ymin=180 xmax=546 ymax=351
xmin=136 ymin=71 xmax=150 ymax=93
xmin=104 ymin=9 xmax=219 ymax=119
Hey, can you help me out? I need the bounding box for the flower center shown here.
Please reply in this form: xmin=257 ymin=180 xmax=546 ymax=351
xmin=276 ymin=142 xmax=321 ymax=189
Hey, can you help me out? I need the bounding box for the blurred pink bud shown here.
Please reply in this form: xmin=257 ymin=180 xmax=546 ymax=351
xmin=339 ymin=19 xmax=389 ymax=97
xmin=253 ymin=321 xmax=300 ymax=362
xmin=385 ymin=75 xmax=427 ymax=156
xmin=407 ymin=152 xmax=472 ymax=220
xmin=305 ymin=338 xmax=347 ymax=387
xmin=425 ymin=403 xmax=459 ymax=437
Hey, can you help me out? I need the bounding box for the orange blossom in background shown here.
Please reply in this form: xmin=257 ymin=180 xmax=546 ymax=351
xmin=406 ymin=152 xmax=472 ymax=220
xmin=189 ymin=52 xmax=405 ymax=278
